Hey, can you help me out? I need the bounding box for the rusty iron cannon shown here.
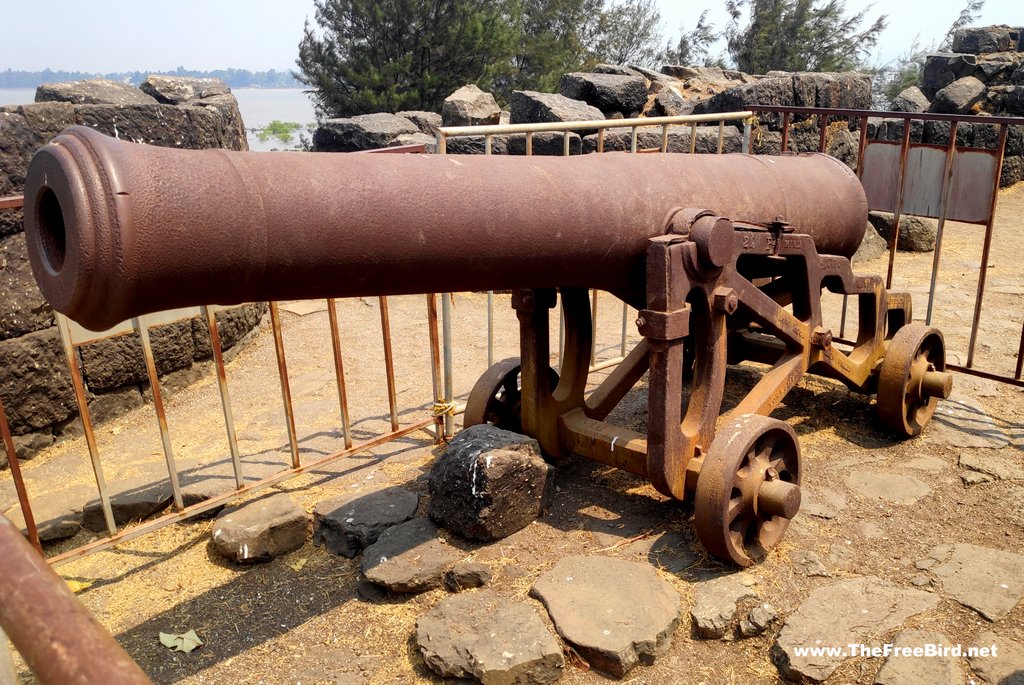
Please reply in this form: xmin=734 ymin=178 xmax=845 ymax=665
xmin=23 ymin=126 xmax=952 ymax=566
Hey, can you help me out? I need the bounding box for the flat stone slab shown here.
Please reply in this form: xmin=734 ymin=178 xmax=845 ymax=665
xmin=801 ymin=486 xmax=847 ymax=519
xmin=928 ymin=543 xmax=1024 ymax=620
xmin=3 ymin=483 xmax=92 ymax=541
xmin=904 ymin=455 xmax=948 ymax=472
xmin=212 ymin=493 xmax=307 ymax=564
xmin=791 ymin=550 xmax=830 ymax=577
xmin=930 ymin=394 xmax=1011 ymax=448
xmin=690 ymin=575 xmax=758 ymax=639
xmin=772 ymin=576 xmax=939 ymax=683
xmin=847 ymin=471 xmax=931 ymax=505
xmin=361 ymin=518 xmax=463 ymax=593
xmin=530 ymin=555 xmax=681 ymax=677
xmin=444 ymin=561 xmax=492 ymax=591
xmin=875 ymin=629 xmax=961 ymax=685
xmin=968 ymin=631 xmax=1024 ymax=684
xmin=959 ymin=451 xmax=1024 ymax=481
xmin=313 ymin=487 xmax=419 ymax=557
xmin=82 ymin=478 xmax=174 ymax=532
xmin=416 ymin=591 xmax=564 ymax=684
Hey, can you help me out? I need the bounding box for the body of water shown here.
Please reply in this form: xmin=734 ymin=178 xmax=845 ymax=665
xmin=0 ymin=87 xmax=317 ymax=152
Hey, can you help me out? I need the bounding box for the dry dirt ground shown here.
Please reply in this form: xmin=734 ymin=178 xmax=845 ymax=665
xmin=2 ymin=185 xmax=1024 ymax=684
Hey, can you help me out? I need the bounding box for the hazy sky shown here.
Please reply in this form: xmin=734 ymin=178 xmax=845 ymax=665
xmin=1 ymin=0 xmax=1019 ymax=74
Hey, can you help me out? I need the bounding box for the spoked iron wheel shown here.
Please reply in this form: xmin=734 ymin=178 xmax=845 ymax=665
xmin=694 ymin=415 xmax=802 ymax=567
xmin=463 ymin=358 xmax=558 ymax=433
xmin=876 ymin=323 xmax=951 ymax=438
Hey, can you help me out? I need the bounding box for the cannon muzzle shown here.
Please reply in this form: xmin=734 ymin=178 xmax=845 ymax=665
xmin=24 ymin=126 xmax=867 ymax=330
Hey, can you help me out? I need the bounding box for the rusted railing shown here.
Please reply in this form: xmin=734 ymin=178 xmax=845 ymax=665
xmin=751 ymin=105 xmax=1024 ymax=388
xmin=435 ymin=111 xmax=757 ymax=436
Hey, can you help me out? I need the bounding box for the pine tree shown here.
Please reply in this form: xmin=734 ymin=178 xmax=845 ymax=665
xmin=296 ymin=0 xmax=515 ymax=117
xmin=724 ymin=0 xmax=887 ymax=74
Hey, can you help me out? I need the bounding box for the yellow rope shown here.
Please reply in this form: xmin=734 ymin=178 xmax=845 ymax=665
xmin=432 ymin=402 xmax=458 ymax=417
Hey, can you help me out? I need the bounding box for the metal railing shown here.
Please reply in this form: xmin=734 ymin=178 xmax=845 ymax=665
xmin=749 ymin=105 xmax=1024 ymax=388
xmin=433 ymin=111 xmax=757 ymax=436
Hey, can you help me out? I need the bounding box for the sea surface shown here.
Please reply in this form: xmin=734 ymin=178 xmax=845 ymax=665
xmin=0 ymin=87 xmax=317 ymax=152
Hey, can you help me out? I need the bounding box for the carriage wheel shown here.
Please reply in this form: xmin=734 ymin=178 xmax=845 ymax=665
xmin=463 ymin=358 xmax=558 ymax=433
xmin=876 ymin=323 xmax=951 ymax=438
xmin=694 ymin=415 xmax=802 ymax=567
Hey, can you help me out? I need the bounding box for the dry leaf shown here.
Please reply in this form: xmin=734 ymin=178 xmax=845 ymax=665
xmin=159 ymin=630 xmax=203 ymax=653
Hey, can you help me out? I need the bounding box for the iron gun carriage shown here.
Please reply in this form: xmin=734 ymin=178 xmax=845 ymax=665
xmin=23 ymin=126 xmax=952 ymax=566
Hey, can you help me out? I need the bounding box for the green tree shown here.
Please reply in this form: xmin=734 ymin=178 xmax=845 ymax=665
xmin=295 ymin=0 xmax=516 ymax=117
xmin=590 ymin=0 xmax=665 ymax=68
xmin=723 ymin=0 xmax=887 ymax=74
xmin=499 ymin=0 xmax=604 ymax=95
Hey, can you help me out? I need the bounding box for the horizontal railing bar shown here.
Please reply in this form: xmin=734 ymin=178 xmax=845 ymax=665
xmin=358 ymin=144 xmax=428 ymax=154
xmin=946 ymin=363 xmax=1024 ymax=388
xmin=591 ymin=356 xmax=626 ymax=373
xmin=439 ymin=112 xmax=753 ymax=138
xmin=749 ymin=105 xmax=1024 ymax=127
xmin=47 ymin=418 xmax=435 ymax=567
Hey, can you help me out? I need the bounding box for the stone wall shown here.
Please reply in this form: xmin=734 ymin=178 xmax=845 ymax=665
xmin=890 ymin=25 xmax=1024 ymax=187
xmin=0 ymin=77 xmax=264 ymax=466
xmin=311 ymin=64 xmax=871 ymax=163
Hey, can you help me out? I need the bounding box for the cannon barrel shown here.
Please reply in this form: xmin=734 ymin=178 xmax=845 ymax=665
xmin=24 ymin=126 xmax=867 ymax=330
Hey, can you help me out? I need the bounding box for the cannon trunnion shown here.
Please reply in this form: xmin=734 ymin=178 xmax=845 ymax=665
xmin=23 ymin=126 xmax=952 ymax=566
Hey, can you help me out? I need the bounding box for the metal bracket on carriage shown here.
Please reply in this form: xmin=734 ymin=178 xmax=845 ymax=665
xmin=636 ymin=306 xmax=690 ymax=342
xmin=664 ymin=207 xmax=736 ymax=272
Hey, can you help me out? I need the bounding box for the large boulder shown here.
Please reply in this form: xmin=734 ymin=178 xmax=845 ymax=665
xmin=697 ymin=71 xmax=869 ymax=129
xmin=698 ymin=76 xmax=795 ymax=127
xmin=441 ymin=84 xmax=501 ymax=127
xmin=891 ymin=86 xmax=931 ymax=113
xmin=558 ymin=72 xmax=648 ymax=117
xmin=508 ymin=131 xmax=582 ymax=156
xmin=212 ymin=493 xmax=308 ymax=563
xmin=395 ymin=110 xmax=442 ymax=136
xmin=313 ymin=113 xmax=418 ymax=152
xmin=35 ymin=79 xmax=158 ymax=106
xmin=931 ymin=76 xmax=986 ymax=114
xmin=792 ymin=72 xmax=872 ymax=109
xmin=921 ymin=53 xmax=979 ymax=96
xmin=951 ymin=25 xmax=1021 ymax=54
xmin=1004 ymin=85 xmax=1024 ymax=115
xmin=650 ymin=89 xmax=695 ymax=117
xmin=510 ymin=91 xmax=604 ymax=125
xmin=868 ymin=211 xmax=936 ymax=252
xmin=429 ymin=425 xmax=551 ymax=541
xmin=443 ymin=134 xmax=510 ymax=155
xmin=139 ymin=75 xmax=231 ymax=104
xmin=591 ymin=64 xmax=644 ymax=77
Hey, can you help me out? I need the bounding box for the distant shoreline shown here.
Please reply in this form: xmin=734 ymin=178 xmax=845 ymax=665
xmin=0 ymin=68 xmax=301 ymax=90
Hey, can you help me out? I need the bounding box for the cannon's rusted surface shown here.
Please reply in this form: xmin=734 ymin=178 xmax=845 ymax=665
xmin=24 ymin=126 xmax=951 ymax=566
xmin=25 ymin=126 xmax=865 ymax=330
